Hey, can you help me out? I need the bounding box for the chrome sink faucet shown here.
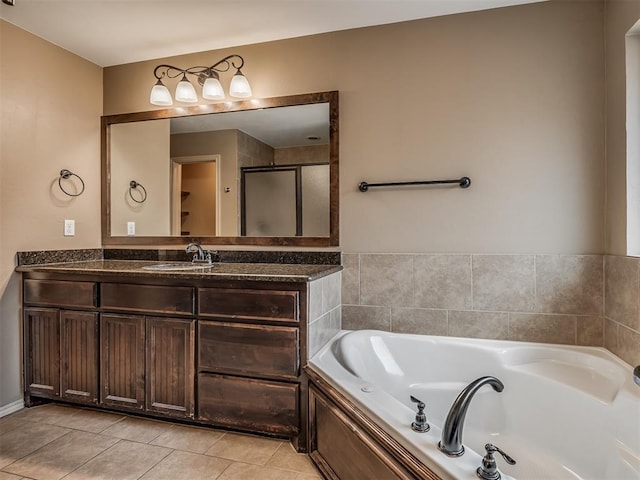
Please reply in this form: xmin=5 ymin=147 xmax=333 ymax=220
xmin=438 ymin=376 xmax=504 ymax=457
xmin=185 ymin=242 xmax=214 ymax=264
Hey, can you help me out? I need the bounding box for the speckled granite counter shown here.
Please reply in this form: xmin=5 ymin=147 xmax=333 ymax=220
xmin=16 ymin=260 xmax=342 ymax=282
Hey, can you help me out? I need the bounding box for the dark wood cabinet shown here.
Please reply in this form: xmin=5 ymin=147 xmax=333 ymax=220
xmin=25 ymin=307 xmax=61 ymax=399
xmin=25 ymin=307 xmax=99 ymax=406
xmin=61 ymin=310 xmax=99 ymax=404
xmin=146 ymin=316 xmax=195 ymax=418
xmin=100 ymin=314 xmax=145 ymax=410
xmin=22 ymin=271 xmax=310 ymax=449
xmin=198 ymin=373 xmax=299 ymax=434
xmin=100 ymin=314 xmax=194 ymax=417
xmin=198 ymin=321 xmax=299 ymax=379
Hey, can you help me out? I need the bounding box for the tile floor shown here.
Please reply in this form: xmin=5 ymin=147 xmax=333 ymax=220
xmin=0 ymin=404 xmax=321 ymax=480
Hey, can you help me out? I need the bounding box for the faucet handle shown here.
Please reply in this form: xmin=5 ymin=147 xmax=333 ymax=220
xmin=409 ymin=396 xmax=430 ymax=433
xmin=476 ymin=443 xmax=516 ymax=480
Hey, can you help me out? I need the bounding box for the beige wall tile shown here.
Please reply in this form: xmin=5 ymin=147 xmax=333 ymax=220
xmin=605 ymin=255 xmax=640 ymax=331
xmin=308 ymin=280 xmax=323 ymax=322
xmin=576 ymin=316 xmax=604 ymax=347
xmin=308 ymin=312 xmax=340 ymax=358
xmin=390 ymin=308 xmax=447 ymax=335
xmin=448 ymin=311 xmax=509 ymax=340
xmin=342 ymin=305 xmax=390 ymax=331
xmin=322 ymin=272 xmax=341 ymax=313
xmin=360 ymin=254 xmax=413 ymax=306
xmin=509 ymin=313 xmax=576 ymax=345
xmin=473 ymin=255 xmax=535 ymax=312
xmin=616 ymin=325 xmax=640 ymax=367
xmin=604 ymin=318 xmax=618 ymax=351
xmin=535 ymin=255 xmax=603 ymax=315
xmin=341 ymin=254 xmax=360 ymax=305
xmin=414 ymin=255 xmax=472 ymax=309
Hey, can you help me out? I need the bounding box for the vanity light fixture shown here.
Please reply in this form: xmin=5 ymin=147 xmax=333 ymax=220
xmin=150 ymin=54 xmax=252 ymax=106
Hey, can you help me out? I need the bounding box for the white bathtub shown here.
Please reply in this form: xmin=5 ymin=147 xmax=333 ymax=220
xmin=310 ymin=330 xmax=640 ymax=480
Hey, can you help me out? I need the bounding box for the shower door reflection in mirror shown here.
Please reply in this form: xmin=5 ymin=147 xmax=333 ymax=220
xmin=241 ymin=164 xmax=329 ymax=237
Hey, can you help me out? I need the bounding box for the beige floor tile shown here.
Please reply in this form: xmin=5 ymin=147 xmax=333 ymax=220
xmin=140 ymin=450 xmax=231 ymax=480
xmin=3 ymin=430 xmax=118 ymax=480
xmin=266 ymin=443 xmax=319 ymax=475
xmin=0 ymin=422 xmax=70 ymax=469
xmin=63 ymin=440 xmax=171 ymax=480
xmin=100 ymin=416 xmax=170 ymax=443
xmin=0 ymin=418 xmax=25 ymax=436
xmin=217 ymin=462 xmax=319 ymax=480
xmin=9 ymin=405 xmax=79 ymax=426
xmin=150 ymin=424 xmax=224 ymax=454
xmin=50 ymin=408 xmax=125 ymax=433
xmin=0 ymin=471 xmax=24 ymax=480
xmin=205 ymin=432 xmax=282 ymax=465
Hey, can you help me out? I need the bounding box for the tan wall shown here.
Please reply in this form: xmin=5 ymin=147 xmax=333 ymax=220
xmin=0 ymin=20 xmax=103 ymax=408
xmin=605 ymin=0 xmax=640 ymax=255
xmin=110 ymin=120 xmax=171 ymax=236
xmin=171 ymin=130 xmax=239 ymax=235
xmin=181 ymin=162 xmax=217 ymax=236
xmin=104 ymin=0 xmax=605 ymax=254
xmin=237 ymin=130 xmax=274 ymax=168
xmin=275 ymin=145 xmax=329 ymax=165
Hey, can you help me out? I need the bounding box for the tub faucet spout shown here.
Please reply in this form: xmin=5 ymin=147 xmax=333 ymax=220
xmin=438 ymin=376 xmax=504 ymax=457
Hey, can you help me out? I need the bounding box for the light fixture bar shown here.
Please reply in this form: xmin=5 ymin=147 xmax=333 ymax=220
xmin=150 ymin=54 xmax=251 ymax=106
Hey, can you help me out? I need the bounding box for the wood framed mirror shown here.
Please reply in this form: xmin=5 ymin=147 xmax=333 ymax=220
xmin=101 ymin=91 xmax=339 ymax=247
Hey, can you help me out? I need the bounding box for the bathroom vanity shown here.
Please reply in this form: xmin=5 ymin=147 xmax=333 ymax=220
xmin=17 ymin=259 xmax=341 ymax=451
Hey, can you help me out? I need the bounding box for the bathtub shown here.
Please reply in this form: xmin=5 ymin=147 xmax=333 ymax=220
xmin=309 ymin=330 xmax=640 ymax=480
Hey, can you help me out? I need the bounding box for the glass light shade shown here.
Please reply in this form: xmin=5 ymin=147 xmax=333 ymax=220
xmin=229 ymin=70 xmax=252 ymax=98
xmin=149 ymin=81 xmax=173 ymax=106
xmin=202 ymin=76 xmax=225 ymax=100
xmin=175 ymin=75 xmax=198 ymax=103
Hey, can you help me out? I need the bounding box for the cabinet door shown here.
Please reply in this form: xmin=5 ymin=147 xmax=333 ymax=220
xmin=61 ymin=311 xmax=99 ymax=405
xmin=100 ymin=314 xmax=145 ymax=410
xmin=25 ymin=307 xmax=60 ymax=398
xmin=146 ymin=317 xmax=195 ymax=418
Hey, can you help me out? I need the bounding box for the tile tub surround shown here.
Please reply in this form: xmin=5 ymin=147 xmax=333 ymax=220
xmin=308 ymin=272 xmax=342 ymax=358
xmin=341 ymin=253 xmax=640 ymax=367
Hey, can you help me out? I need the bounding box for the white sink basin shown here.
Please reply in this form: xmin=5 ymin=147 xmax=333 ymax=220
xmin=141 ymin=263 xmax=212 ymax=271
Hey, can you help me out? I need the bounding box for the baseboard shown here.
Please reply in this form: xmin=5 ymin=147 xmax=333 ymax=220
xmin=0 ymin=398 xmax=24 ymax=417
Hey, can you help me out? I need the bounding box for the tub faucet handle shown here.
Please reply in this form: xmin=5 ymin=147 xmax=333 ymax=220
xmin=476 ymin=443 xmax=516 ymax=480
xmin=410 ymin=395 xmax=430 ymax=433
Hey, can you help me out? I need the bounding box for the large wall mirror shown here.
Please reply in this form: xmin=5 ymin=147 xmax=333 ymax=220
xmin=101 ymin=91 xmax=339 ymax=246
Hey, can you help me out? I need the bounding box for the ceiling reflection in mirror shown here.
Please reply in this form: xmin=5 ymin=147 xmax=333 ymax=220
xmin=102 ymin=91 xmax=339 ymax=247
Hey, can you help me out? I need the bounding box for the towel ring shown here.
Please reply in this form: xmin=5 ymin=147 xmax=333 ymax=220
xmin=58 ymin=169 xmax=85 ymax=197
xmin=129 ymin=180 xmax=147 ymax=203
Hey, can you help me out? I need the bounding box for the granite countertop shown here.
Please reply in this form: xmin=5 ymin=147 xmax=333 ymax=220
xmin=16 ymin=260 xmax=342 ymax=282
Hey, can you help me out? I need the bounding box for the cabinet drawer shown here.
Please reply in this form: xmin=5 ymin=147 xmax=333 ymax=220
xmin=198 ymin=373 xmax=299 ymax=435
xmin=198 ymin=288 xmax=299 ymax=322
xmin=101 ymin=283 xmax=194 ymax=315
xmin=198 ymin=321 xmax=299 ymax=378
xmin=24 ymin=279 xmax=96 ymax=308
